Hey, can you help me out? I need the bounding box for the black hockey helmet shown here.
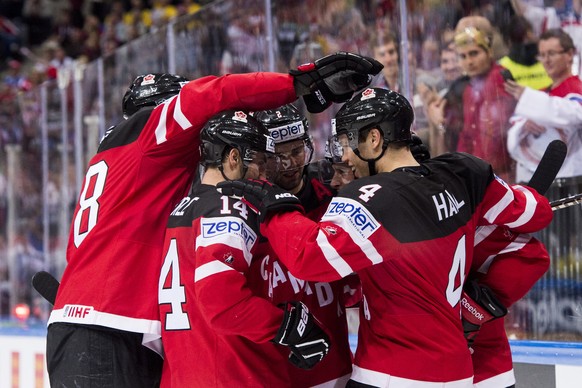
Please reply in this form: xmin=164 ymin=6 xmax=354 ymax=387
xmin=252 ymin=104 xmax=314 ymax=167
xmin=333 ymin=87 xmax=414 ymax=151
xmin=200 ymin=110 xmax=275 ymax=168
xmin=122 ymin=73 xmax=189 ymax=118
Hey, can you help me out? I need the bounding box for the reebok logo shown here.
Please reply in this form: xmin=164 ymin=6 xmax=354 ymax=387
xmin=461 ymin=297 xmax=484 ymax=321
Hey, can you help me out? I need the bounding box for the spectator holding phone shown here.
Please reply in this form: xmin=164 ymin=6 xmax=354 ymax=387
xmin=506 ymin=28 xmax=582 ymax=183
xmin=498 ymin=15 xmax=552 ymax=90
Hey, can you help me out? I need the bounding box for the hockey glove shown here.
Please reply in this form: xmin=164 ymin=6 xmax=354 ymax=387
xmin=410 ymin=134 xmax=431 ymax=162
xmin=217 ymin=179 xmax=303 ymax=223
xmin=273 ymin=301 xmax=331 ymax=370
xmin=461 ymin=281 xmax=508 ymax=347
xmin=290 ymin=51 xmax=383 ymax=113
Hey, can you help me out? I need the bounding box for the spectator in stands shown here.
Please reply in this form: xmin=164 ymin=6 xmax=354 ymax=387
xmin=151 ymin=0 xmax=178 ymax=29
xmin=498 ymin=14 xmax=552 ymax=90
xmin=435 ymin=16 xmax=517 ymax=181
xmin=369 ymin=30 xmax=401 ymax=92
xmin=123 ymin=0 xmax=152 ymax=36
xmin=424 ymin=41 xmax=463 ymax=157
xmin=506 ymin=28 xmax=582 ymax=183
xmin=21 ymin=0 xmax=52 ymax=46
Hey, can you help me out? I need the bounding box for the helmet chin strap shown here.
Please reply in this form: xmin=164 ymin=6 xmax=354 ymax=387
xmin=353 ymin=147 xmax=387 ymax=176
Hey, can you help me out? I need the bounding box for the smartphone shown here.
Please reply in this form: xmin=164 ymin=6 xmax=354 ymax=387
xmin=500 ymin=68 xmax=515 ymax=82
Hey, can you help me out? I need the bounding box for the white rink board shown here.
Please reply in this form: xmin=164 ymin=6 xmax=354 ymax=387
xmin=0 ymin=332 xmax=580 ymax=388
xmin=0 ymin=335 xmax=49 ymax=388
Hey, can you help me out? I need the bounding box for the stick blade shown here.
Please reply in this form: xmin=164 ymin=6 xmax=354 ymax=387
xmin=31 ymin=271 xmax=59 ymax=305
xmin=527 ymin=140 xmax=567 ymax=195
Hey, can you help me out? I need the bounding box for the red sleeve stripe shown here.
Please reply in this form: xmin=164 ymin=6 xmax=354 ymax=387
xmin=195 ymin=261 xmax=235 ymax=282
xmin=476 ymin=233 xmax=532 ymax=273
xmin=483 ymin=182 xmax=515 ymax=223
xmin=323 ymin=215 xmax=384 ymax=266
xmin=154 ymin=96 xmax=174 ymax=144
xmin=474 ymin=225 xmax=497 ymax=246
xmin=196 ymin=233 xmax=253 ymax=266
xmin=173 ymin=92 xmax=194 ymax=129
xmin=504 ymin=186 xmax=536 ymax=228
xmin=315 ymin=231 xmax=355 ymax=278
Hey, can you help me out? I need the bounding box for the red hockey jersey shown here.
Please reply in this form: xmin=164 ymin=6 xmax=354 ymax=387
xmin=261 ymin=153 xmax=553 ymax=386
xmin=159 ymin=184 xmax=293 ymax=387
xmin=249 ymin=177 xmax=354 ymax=387
xmin=470 ymin=225 xmax=550 ymax=387
xmin=48 ymin=73 xmax=297 ymax=353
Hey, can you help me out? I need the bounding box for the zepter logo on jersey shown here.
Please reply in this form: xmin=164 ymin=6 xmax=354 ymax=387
xmin=322 ymin=197 xmax=379 ymax=240
xmin=268 ymin=120 xmax=306 ymax=143
xmin=200 ymin=216 xmax=257 ymax=253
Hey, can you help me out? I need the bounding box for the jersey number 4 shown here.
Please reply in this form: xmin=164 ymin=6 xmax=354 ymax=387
xmin=159 ymin=238 xmax=191 ymax=330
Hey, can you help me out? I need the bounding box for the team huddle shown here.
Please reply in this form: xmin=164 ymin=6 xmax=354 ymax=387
xmin=43 ymin=52 xmax=552 ymax=388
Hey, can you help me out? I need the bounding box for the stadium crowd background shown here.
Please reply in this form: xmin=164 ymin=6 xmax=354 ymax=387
xmin=1 ymin=0 xmax=582 ymax=344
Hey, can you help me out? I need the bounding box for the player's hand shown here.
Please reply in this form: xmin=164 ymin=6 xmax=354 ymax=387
xmin=290 ymin=52 xmax=383 ymax=113
xmin=410 ymin=134 xmax=430 ymax=162
xmin=461 ymin=281 xmax=507 ymax=348
xmin=217 ymin=179 xmax=303 ymax=223
xmin=273 ymin=301 xmax=331 ymax=370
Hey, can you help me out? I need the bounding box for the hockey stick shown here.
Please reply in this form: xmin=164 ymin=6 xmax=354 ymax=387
xmin=550 ymin=193 xmax=582 ymax=211
xmin=527 ymin=140 xmax=567 ymax=195
xmin=31 ymin=271 xmax=59 ymax=305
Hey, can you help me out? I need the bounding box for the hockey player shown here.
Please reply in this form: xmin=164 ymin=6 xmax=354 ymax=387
xmin=324 ymin=130 xmax=550 ymax=388
xmin=252 ymin=104 xmax=355 ymax=386
xmin=45 ymin=52 xmax=383 ymax=387
xmin=468 ymin=229 xmax=550 ymax=388
xmin=159 ymin=110 xmax=331 ymax=387
xmin=218 ymin=87 xmax=553 ymax=387
xmin=325 ymin=133 xmax=355 ymax=191
xmin=408 ymin=136 xmax=551 ymax=388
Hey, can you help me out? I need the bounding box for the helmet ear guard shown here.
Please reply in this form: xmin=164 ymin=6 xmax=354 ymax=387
xmin=122 ymin=73 xmax=189 ymax=118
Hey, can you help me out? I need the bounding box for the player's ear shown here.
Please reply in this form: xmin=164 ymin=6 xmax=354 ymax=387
xmin=370 ymin=127 xmax=383 ymax=150
xmin=224 ymin=148 xmax=242 ymax=175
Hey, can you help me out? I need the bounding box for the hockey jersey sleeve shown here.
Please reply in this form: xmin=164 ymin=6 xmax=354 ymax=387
xmin=139 ymin=73 xmax=297 ymax=166
xmin=472 ymin=224 xmax=550 ymax=306
xmin=194 ymin=215 xmax=284 ymax=343
xmin=476 ymin=176 xmax=553 ymax=233
xmin=260 ymin=175 xmax=553 ymax=284
xmin=259 ymin=206 xmax=391 ymax=283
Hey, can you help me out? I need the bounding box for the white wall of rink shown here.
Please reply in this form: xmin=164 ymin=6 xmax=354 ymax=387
xmin=2 ymin=333 xmax=582 ymax=388
xmin=0 ymin=335 xmax=49 ymax=388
